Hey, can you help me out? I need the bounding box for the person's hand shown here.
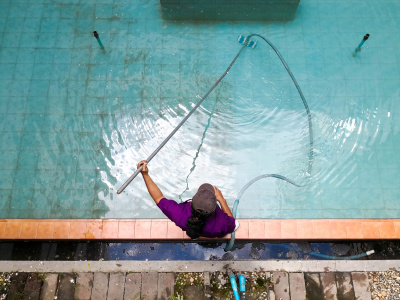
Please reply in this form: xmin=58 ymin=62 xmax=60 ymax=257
xmin=213 ymin=186 xmax=226 ymax=204
xmin=137 ymin=160 xmax=149 ymax=175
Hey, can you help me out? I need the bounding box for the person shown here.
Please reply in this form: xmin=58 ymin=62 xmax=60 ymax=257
xmin=137 ymin=160 xmax=238 ymax=239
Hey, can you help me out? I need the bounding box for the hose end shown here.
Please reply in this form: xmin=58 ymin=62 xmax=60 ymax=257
xmin=366 ymin=250 xmax=375 ymax=256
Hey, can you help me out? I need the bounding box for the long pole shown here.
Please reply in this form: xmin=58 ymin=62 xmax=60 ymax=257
xmin=117 ymin=44 xmax=248 ymax=194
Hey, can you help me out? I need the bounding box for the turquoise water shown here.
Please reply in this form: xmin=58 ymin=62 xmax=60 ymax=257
xmin=0 ymin=0 xmax=399 ymax=219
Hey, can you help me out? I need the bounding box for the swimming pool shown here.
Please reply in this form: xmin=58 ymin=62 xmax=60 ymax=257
xmin=0 ymin=0 xmax=399 ymax=220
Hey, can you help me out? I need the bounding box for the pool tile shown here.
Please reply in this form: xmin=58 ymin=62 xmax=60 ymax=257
xmin=102 ymin=220 xmax=119 ymax=238
xmin=329 ymin=220 xmax=347 ymax=239
xmin=150 ymin=220 xmax=168 ymax=238
xmin=118 ymin=220 xmax=135 ymax=238
xmin=249 ymin=221 xmax=265 ymax=239
xmin=20 ymin=221 xmax=38 ymax=239
xmin=0 ymin=221 xmax=6 ymax=238
xmin=281 ymin=221 xmax=298 ymax=239
xmin=362 ymin=221 xmax=381 ymax=239
xmin=86 ymin=220 xmax=103 ymax=239
xmin=234 ymin=220 xmax=249 ymax=239
xmin=264 ymin=221 xmax=281 ymax=239
xmin=69 ymin=220 xmax=87 ymax=239
xmin=312 ymin=220 xmax=331 ymax=239
xmin=393 ymin=222 xmax=400 ymax=238
xmin=378 ymin=221 xmax=395 ymax=239
xmin=297 ymin=221 xmax=314 ymax=239
xmin=53 ymin=221 xmax=71 ymax=239
xmin=167 ymin=221 xmax=184 ymax=239
xmin=345 ymin=221 xmax=363 ymax=239
xmin=36 ymin=221 xmax=54 ymax=239
xmin=5 ymin=220 xmax=22 ymax=239
xmin=135 ymin=220 xmax=151 ymax=239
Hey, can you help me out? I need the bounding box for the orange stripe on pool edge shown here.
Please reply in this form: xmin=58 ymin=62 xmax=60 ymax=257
xmin=281 ymin=221 xmax=297 ymax=239
xmin=249 ymin=221 xmax=265 ymax=238
xmin=118 ymin=220 xmax=136 ymax=239
xmin=150 ymin=220 xmax=168 ymax=239
xmin=102 ymin=220 xmax=119 ymax=238
xmin=378 ymin=221 xmax=395 ymax=239
xmin=1 ymin=219 xmax=400 ymax=240
xmin=69 ymin=220 xmax=87 ymax=239
xmin=312 ymin=220 xmax=331 ymax=239
xmin=264 ymin=220 xmax=281 ymax=239
xmin=0 ymin=222 xmax=6 ymax=238
xmin=297 ymin=221 xmax=314 ymax=239
xmin=54 ymin=221 xmax=71 ymax=239
xmin=345 ymin=221 xmax=363 ymax=239
xmin=20 ymin=221 xmax=38 ymax=239
xmin=329 ymin=220 xmax=347 ymax=239
xmin=5 ymin=220 xmax=22 ymax=239
xmin=362 ymin=221 xmax=381 ymax=239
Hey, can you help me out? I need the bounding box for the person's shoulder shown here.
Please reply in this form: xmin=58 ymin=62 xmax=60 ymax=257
xmin=157 ymin=198 xmax=190 ymax=207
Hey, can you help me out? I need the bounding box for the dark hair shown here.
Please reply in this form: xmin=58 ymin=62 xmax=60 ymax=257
xmin=186 ymin=204 xmax=212 ymax=239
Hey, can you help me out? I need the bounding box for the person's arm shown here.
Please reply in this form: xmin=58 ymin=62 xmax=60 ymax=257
xmin=137 ymin=160 xmax=164 ymax=204
xmin=213 ymin=186 xmax=233 ymax=217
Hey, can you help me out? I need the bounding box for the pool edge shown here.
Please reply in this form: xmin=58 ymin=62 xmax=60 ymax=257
xmin=1 ymin=219 xmax=399 ymax=240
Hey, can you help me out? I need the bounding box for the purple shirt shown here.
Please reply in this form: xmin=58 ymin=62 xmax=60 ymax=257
xmin=157 ymin=198 xmax=236 ymax=238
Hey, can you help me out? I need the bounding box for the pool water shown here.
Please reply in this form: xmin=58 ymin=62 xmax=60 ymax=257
xmin=0 ymin=0 xmax=399 ymax=219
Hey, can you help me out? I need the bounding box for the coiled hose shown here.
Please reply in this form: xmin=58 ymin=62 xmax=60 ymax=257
xmin=225 ymin=34 xmax=314 ymax=251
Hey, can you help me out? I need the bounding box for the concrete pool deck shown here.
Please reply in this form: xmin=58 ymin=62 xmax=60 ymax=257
xmin=1 ymin=218 xmax=400 ymax=240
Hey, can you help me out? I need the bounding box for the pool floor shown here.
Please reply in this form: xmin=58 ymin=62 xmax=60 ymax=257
xmin=0 ymin=0 xmax=400 ymax=221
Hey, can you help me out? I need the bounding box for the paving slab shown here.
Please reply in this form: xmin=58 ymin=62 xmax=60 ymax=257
xmin=305 ymin=273 xmax=323 ymax=300
xmin=336 ymin=272 xmax=355 ymax=300
xmin=8 ymin=272 xmax=28 ymax=300
xmin=74 ymin=273 xmax=93 ymax=300
xmin=183 ymin=286 xmax=204 ymax=300
xmin=273 ymin=272 xmax=289 ymax=300
xmin=57 ymin=273 xmax=76 ymax=300
xmin=158 ymin=272 xmax=175 ymax=300
xmin=141 ymin=272 xmax=158 ymax=300
xmin=23 ymin=273 xmax=41 ymax=300
xmin=91 ymin=273 xmax=108 ymax=300
xmin=107 ymin=272 xmax=125 ymax=300
xmin=288 ymin=273 xmax=306 ymax=300
xmin=124 ymin=273 xmax=141 ymax=300
xmin=351 ymin=272 xmax=371 ymax=300
xmin=320 ymin=272 xmax=338 ymax=300
xmin=40 ymin=273 xmax=58 ymax=300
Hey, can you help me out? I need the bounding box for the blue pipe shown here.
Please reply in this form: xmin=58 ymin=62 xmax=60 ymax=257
xmin=229 ymin=274 xmax=240 ymax=300
xmin=93 ymin=31 xmax=104 ymax=49
xmin=225 ymin=33 xmax=313 ymax=251
xmin=353 ymin=34 xmax=369 ymax=56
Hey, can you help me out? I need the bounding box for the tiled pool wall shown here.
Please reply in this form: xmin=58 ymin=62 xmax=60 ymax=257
xmin=1 ymin=0 xmax=400 ymax=240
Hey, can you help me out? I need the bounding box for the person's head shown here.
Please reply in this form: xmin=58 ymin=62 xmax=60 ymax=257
xmin=186 ymin=183 xmax=217 ymax=239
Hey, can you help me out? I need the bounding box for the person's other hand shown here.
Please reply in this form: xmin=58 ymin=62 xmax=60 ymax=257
xmin=213 ymin=186 xmax=226 ymax=203
xmin=137 ymin=160 xmax=148 ymax=174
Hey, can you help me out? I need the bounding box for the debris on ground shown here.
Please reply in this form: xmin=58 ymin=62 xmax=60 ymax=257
xmin=369 ymin=271 xmax=400 ymax=300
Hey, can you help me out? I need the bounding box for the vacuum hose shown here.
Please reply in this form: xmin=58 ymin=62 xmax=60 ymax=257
xmin=225 ymin=34 xmax=314 ymax=251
